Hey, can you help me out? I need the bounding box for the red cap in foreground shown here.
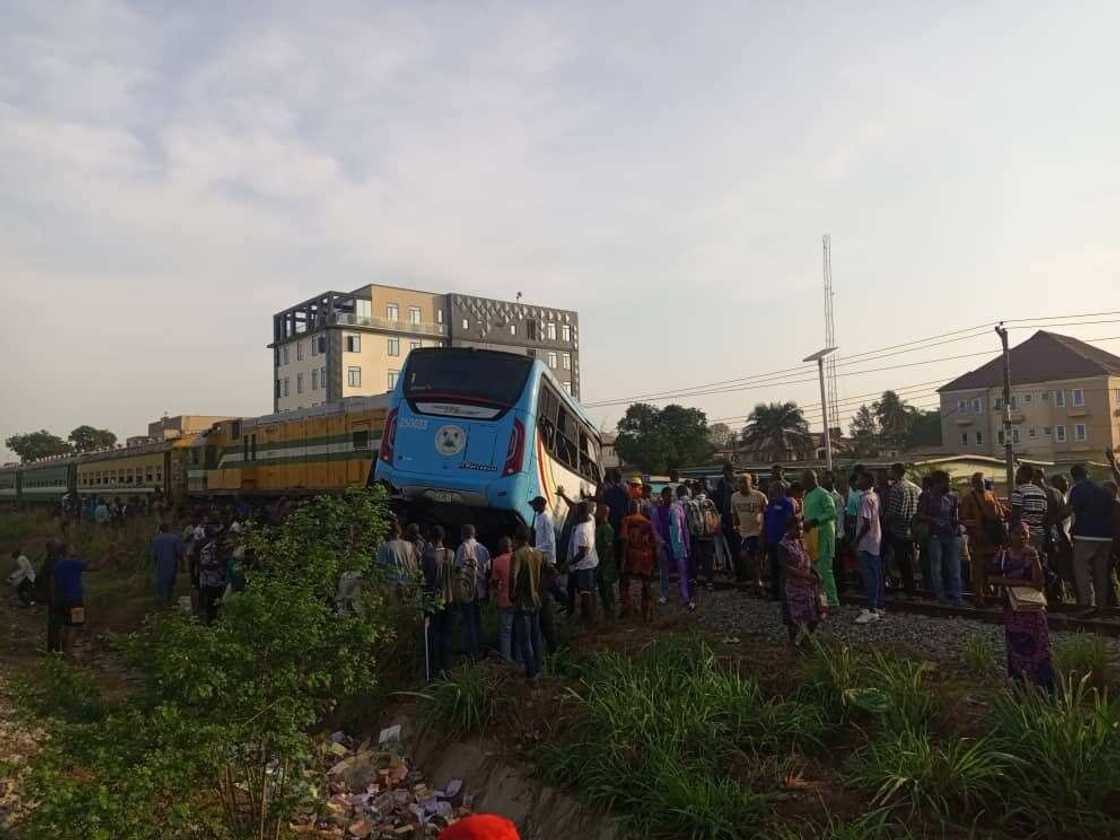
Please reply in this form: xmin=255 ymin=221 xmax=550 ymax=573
xmin=438 ymin=814 xmax=520 ymax=840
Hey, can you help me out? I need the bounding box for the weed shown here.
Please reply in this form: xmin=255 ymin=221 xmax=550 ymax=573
xmin=847 ymin=728 xmax=1017 ymax=820
xmin=1053 ymin=633 xmax=1113 ymax=689
xmin=989 ymin=675 xmax=1120 ymax=829
xmin=418 ymin=661 xmax=505 ymax=737
xmin=867 ymin=652 xmax=939 ymax=734
xmin=770 ymin=807 xmax=915 ymax=840
xmin=799 ymin=641 xmax=864 ymax=723
xmin=13 ymin=656 xmax=105 ymax=724
xmin=962 ymin=634 xmax=999 ymax=678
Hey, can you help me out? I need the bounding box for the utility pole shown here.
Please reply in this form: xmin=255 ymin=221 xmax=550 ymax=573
xmin=995 ymin=323 xmax=1014 ymax=491
xmin=804 ymin=347 xmax=838 ymax=472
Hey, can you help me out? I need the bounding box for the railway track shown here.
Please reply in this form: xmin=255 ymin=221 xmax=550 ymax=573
xmin=709 ymin=579 xmax=1120 ymax=636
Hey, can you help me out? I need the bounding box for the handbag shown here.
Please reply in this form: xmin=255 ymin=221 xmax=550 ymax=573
xmin=1007 ymin=586 xmax=1047 ymax=612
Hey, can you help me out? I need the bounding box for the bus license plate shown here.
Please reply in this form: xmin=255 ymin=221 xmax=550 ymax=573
xmin=426 ymin=490 xmax=461 ymax=504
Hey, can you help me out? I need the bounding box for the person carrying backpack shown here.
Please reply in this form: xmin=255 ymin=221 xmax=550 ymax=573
xmin=453 ymin=525 xmax=489 ymax=660
xmin=688 ymin=489 xmax=721 ymax=591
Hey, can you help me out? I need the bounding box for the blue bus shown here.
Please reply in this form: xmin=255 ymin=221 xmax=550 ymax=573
xmin=374 ymin=347 xmax=602 ymax=536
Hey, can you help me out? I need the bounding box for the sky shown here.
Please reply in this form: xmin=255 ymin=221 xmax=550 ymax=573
xmin=2 ymin=0 xmax=1119 ymax=459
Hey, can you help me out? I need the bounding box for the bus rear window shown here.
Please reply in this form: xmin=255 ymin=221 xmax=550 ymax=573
xmin=404 ymin=350 xmax=533 ymax=407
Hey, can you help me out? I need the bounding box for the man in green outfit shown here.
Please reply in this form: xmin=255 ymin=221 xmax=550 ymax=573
xmin=802 ymin=469 xmax=839 ymax=608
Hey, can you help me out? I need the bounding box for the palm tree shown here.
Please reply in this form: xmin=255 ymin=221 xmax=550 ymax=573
xmin=740 ymin=401 xmax=814 ymax=461
xmin=873 ymin=390 xmax=917 ymax=449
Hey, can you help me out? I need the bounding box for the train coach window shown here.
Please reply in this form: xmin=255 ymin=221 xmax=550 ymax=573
xmin=251 ymin=434 xmax=257 ymax=461
xmin=353 ymin=430 xmax=370 ymax=450
xmin=232 ymin=420 xmax=242 ymax=440
xmin=243 ymin=437 xmax=250 ymax=463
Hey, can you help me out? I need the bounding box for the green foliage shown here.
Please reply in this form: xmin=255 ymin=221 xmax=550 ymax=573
xmin=770 ymin=807 xmax=915 ymax=840
xmin=67 ymin=425 xmax=118 ymax=453
xmin=537 ymin=635 xmax=821 ymax=838
xmin=1053 ymin=632 xmax=1113 ymax=689
xmin=14 ymin=656 xmax=105 ymax=724
xmin=846 ymin=728 xmax=1017 ymax=820
xmin=21 ymin=487 xmax=401 ymax=840
xmin=740 ymin=401 xmax=812 ymax=462
xmin=615 ymin=402 xmax=714 ymax=473
xmin=962 ymin=634 xmax=999 ymax=678
xmin=848 ymin=404 xmax=880 ymax=457
xmin=419 ymin=662 xmax=506 ymax=737
xmin=988 ymin=675 xmax=1120 ymax=830
xmin=4 ymin=429 xmax=71 ymax=462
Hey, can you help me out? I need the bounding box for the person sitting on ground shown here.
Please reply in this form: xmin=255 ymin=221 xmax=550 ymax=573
xmin=8 ymin=547 xmax=36 ymax=607
xmin=778 ymin=516 xmax=822 ymax=648
xmin=620 ymin=500 xmax=657 ymax=622
xmin=988 ymin=521 xmax=1054 ymax=691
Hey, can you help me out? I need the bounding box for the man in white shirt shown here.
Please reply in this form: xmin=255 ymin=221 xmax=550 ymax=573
xmin=8 ymin=548 xmax=36 ymax=606
xmin=530 ymin=496 xmax=557 ymax=566
xmin=567 ymin=502 xmax=600 ymax=626
xmin=854 ymin=471 xmax=883 ymax=624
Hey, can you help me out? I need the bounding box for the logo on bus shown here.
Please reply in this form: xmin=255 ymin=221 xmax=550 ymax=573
xmin=434 ymin=425 xmax=467 ymax=457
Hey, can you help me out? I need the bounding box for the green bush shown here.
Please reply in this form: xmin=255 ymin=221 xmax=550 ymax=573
xmin=14 ymin=655 xmax=105 ymax=724
xmin=1053 ymin=633 xmax=1113 ymax=689
xmin=419 ymin=661 xmax=507 ymax=737
xmin=770 ymin=807 xmax=914 ymax=840
xmin=846 ymin=728 xmax=1017 ymax=820
xmin=962 ymin=634 xmax=999 ymax=678
xmin=989 ymin=675 xmax=1120 ymax=830
xmin=21 ymin=488 xmax=403 ymax=840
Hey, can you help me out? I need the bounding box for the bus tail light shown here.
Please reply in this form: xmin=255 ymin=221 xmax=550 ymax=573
xmin=379 ymin=409 xmax=399 ymax=464
xmin=502 ymin=418 xmax=526 ymax=477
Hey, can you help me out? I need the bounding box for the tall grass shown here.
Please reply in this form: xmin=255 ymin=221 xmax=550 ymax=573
xmin=1053 ymin=633 xmax=1114 ymax=689
xmin=846 ymin=728 xmax=1017 ymax=820
xmin=770 ymin=807 xmax=914 ymax=840
xmin=961 ymin=634 xmax=999 ymax=678
xmin=538 ymin=635 xmax=822 ymax=838
xmin=988 ymin=675 xmax=1120 ymax=830
xmin=418 ymin=661 xmax=506 ymax=737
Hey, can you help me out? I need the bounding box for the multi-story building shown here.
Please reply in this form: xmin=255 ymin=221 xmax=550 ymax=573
xmin=269 ymin=284 xmax=580 ymax=412
xmin=937 ymin=330 xmax=1120 ymax=465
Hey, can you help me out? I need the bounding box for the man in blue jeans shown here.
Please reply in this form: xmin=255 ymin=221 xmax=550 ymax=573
xmin=918 ymin=470 xmax=964 ymax=606
xmin=853 ymin=471 xmax=883 ymax=624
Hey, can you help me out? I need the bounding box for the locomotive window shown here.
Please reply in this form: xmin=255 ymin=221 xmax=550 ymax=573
xmin=243 ymin=437 xmax=249 ymax=462
xmin=232 ymin=420 xmax=242 ymax=440
xmin=353 ymin=430 xmax=370 ymax=450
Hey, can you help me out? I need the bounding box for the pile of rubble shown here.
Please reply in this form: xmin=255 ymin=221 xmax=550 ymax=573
xmin=292 ymin=725 xmax=473 ymax=838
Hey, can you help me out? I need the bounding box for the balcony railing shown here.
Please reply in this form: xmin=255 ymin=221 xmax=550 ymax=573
xmin=327 ymin=312 xmax=447 ymax=337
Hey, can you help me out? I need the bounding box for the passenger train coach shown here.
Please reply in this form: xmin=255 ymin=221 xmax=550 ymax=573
xmin=375 ymin=347 xmax=602 ymax=535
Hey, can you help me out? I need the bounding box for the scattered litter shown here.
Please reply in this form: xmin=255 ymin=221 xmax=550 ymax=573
xmin=290 ymin=729 xmax=475 ymax=837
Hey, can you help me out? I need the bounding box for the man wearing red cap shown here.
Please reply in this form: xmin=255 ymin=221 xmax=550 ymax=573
xmin=439 ymin=813 xmax=520 ymax=839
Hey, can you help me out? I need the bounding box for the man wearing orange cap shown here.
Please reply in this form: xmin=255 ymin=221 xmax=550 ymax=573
xmin=439 ymin=814 xmax=520 ymax=839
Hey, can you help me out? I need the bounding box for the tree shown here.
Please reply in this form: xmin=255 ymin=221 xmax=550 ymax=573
xmin=740 ymin=401 xmax=814 ymax=462
xmin=708 ymin=422 xmax=735 ymax=449
xmin=615 ymin=402 xmax=714 ymax=473
xmin=849 ymin=404 xmax=880 ymax=457
xmin=4 ymin=430 xmax=71 ymax=463
xmin=905 ymin=409 xmax=942 ymax=449
xmin=873 ymin=390 xmax=918 ymax=450
xmin=68 ymin=425 xmax=117 ymax=453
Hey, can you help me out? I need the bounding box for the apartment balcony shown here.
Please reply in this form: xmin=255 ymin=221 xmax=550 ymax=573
xmin=327 ymin=312 xmax=447 ymax=338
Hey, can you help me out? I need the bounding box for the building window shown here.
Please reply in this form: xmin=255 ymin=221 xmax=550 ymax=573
xmin=561 ymin=353 xmax=571 ymax=370
xmin=997 ymin=430 xmax=1004 ymax=445
xmin=388 ymin=337 xmax=400 ymax=356
xmin=561 ymin=324 xmax=571 ymax=342
xmin=345 ymin=335 xmax=361 ymax=353
xmin=275 ymin=379 xmax=281 ymax=398
xmin=312 ymin=369 xmax=319 ymax=391
xmin=320 ymin=366 xmax=326 ymax=388
xmin=297 ymin=341 xmax=304 ymax=361
xmin=548 ymin=351 xmax=558 ymax=368
xmin=311 ymin=335 xmax=319 ymax=356
xmin=347 ymin=367 xmax=362 ymax=387
xmin=408 ymin=306 xmax=422 ymax=324
xmin=1009 ymin=395 xmax=1018 ymax=409
xmin=282 ymin=378 xmax=290 ymax=397
xmin=296 ymin=373 xmax=304 ymax=394
xmin=1055 ymin=390 xmax=1065 ymax=407
xmin=971 ymin=398 xmax=982 ymax=413
xmin=462 ymin=318 xmax=469 ymax=330
xmin=1055 ymin=425 xmax=1066 ymax=442
xmin=993 ymin=397 xmax=1003 ymax=410
xmin=958 ymin=399 xmax=967 ymax=413
xmin=1028 ymin=426 xmax=1036 ymax=438
xmin=975 ymin=430 xmax=983 ymax=446
xmin=961 ymin=432 xmax=969 ymax=446
xmin=388 ymin=370 xmax=400 ymax=390
xmin=1042 ymin=390 xmax=1051 ymax=401
xmin=387 ymin=303 xmax=399 ymax=321
xmin=282 ymin=345 xmax=289 ymax=365
xmin=1074 ymin=423 xmax=1087 ymax=441
xmin=562 ymin=381 xmax=572 ymax=395
xmin=509 ymin=323 xmax=517 ymax=336
xmin=527 ymin=320 xmax=537 ymax=340
xmin=1043 ymin=426 xmax=1052 ymax=436
xmin=356 ymin=299 xmax=372 ymax=320
xmin=546 ymin=322 xmax=557 ymax=340
xmin=1024 ymin=392 xmax=1032 ymax=403
xmin=410 ymin=340 xmax=421 ymax=352
xmin=1072 ymin=388 xmax=1085 ymax=407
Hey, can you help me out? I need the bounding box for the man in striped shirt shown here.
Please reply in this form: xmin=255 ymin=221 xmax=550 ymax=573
xmin=1010 ymin=464 xmax=1048 ymax=554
